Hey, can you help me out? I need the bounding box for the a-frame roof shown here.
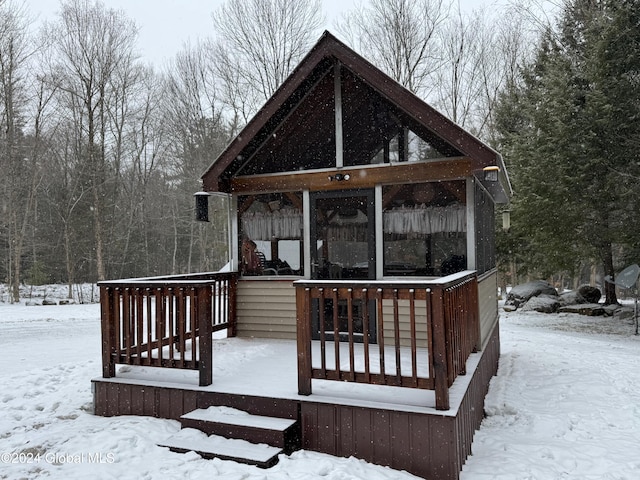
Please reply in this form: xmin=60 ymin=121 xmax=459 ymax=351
xmin=201 ymin=31 xmax=510 ymax=199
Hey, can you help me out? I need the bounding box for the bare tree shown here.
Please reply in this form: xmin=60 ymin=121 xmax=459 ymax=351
xmin=212 ymin=0 xmax=323 ymax=115
xmin=0 ymin=0 xmax=42 ymax=302
xmin=162 ymin=42 xmax=231 ymax=273
xmin=336 ymin=0 xmax=450 ymax=96
xmin=42 ymin=0 xmax=139 ymax=281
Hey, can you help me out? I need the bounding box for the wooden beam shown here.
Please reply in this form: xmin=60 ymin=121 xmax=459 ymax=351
xmin=230 ymin=157 xmax=472 ymax=195
xmin=335 ymin=62 xmax=343 ymax=168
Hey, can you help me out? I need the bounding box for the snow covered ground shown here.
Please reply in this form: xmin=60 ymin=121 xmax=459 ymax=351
xmin=1 ymin=285 xmax=639 ymax=479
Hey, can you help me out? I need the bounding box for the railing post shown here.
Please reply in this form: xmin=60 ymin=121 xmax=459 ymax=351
xmin=296 ymin=286 xmax=312 ymax=395
xmin=198 ymin=285 xmax=213 ymax=386
xmin=227 ymin=273 xmax=238 ymax=338
xmin=429 ymin=286 xmax=450 ymax=410
xmin=100 ymin=286 xmax=116 ymax=378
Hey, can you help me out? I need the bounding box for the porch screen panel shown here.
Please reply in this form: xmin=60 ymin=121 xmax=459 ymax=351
xmin=382 ymin=182 xmax=467 ymax=277
xmin=474 ymin=182 xmax=496 ymax=275
xmin=239 ymin=192 xmax=304 ymax=276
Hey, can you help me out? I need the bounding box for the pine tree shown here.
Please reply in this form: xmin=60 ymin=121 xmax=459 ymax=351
xmin=496 ymin=0 xmax=640 ymax=303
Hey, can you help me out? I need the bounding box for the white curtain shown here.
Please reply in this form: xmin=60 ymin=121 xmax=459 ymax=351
xmin=242 ymin=209 xmax=303 ymax=240
xmin=383 ymin=204 xmax=466 ymax=234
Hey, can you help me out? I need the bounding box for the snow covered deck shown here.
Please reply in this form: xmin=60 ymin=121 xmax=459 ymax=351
xmin=93 ymin=322 xmax=499 ymax=480
xmin=96 ymin=337 xmax=481 ymax=415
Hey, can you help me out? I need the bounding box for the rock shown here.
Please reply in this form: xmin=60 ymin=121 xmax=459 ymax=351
xmin=520 ymin=295 xmax=561 ymax=313
xmin=559 ymin=290 xmax=585 ymax=305
xmin=577 ymin=285 xmax=601 ymax=304
xmin=615 ymin=306 xmax=636 ymax=320
xmin=505 ymin=280 xmax=558 ymax=308
xmin=558 ymin=303 xmax=605 ymax=316
xmin=502 ymin=304 xmax=518 ymax=312
xmin=42 ymin=299 xmax=57 ymax=306
xmin=602 ymin=304 xmax=620 ymax=317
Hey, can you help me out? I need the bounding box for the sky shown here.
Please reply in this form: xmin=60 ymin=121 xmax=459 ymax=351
xmin=0 ymin=284 xmax=639 ymax=479
xmin=27 ymin=0 xmax=493 ymax=67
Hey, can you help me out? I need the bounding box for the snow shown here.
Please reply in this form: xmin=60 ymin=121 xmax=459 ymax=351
xmin=1 ymin=285 xmax=639 ymax=479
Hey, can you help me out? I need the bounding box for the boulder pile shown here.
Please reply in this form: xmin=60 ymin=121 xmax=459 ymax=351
xmin=503 ymin=280 xmax=624 ymax=316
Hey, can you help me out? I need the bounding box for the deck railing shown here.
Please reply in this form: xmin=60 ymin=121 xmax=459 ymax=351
xmin=99 ymin=272 xmax=238 ymax=386
xmin=295 ymin=271 xmax=479 ymax=410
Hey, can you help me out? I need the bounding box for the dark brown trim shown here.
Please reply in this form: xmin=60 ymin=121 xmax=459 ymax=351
xmin=230 ymin=158 xmax=472 ymax=194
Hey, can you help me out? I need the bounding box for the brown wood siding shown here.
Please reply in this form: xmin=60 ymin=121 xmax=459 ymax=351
xmin=301 ymin=402 xmax=457 ymax=479
xmin=93 ymin=382 xmax=299 ymax=420
xmin=236 ymin=280 xmax=297 ymax=339
xmin=478 ymin=271 xmax=498 ymax=348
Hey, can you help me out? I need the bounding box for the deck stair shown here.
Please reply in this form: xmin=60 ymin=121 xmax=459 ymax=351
xmin=158 ymin=406 xmax=300 ymax=468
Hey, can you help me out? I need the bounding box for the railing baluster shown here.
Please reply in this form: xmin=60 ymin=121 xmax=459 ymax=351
xmin=167 ymin=288 xmax=175 ymax=363
xmin=146 ymin=288 xmax=153 ymax=365
xmin=362 ymin=288 xmax=370 ymax=382
xmin=189 ymin=288 xmax=197 ymax=368
xmin=156 ymin=288 xmax=164 ymax=365
xmin=332 ymin=288 xmax=340 ymax=377
xmin=177 ymin=287 xmax=186 ymax=368
xmin=122 ymin=287 xmax=131 ymax=362
xmin=347 ymin=288 xmax=355 ymax=382
xmin=393 ymin=288 xmax=401 ymax=384
xmin=409 ymin=289 xmax=418 ymax=387
xmin=376 ymin=288 xmax=385 ymax=378
xmin=319 ymin=288 xmax=327 ymax=376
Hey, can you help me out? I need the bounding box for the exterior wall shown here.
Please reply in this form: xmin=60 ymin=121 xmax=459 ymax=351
xmin=478 ymin=270 xmax=498 ymax=348
xmin=236 ymin=280 xmax=297 ymax=340
xmin=381 ymin=300 xmax=429 ymax=348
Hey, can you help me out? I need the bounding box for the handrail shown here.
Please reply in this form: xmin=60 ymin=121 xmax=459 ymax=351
xmin=295 ymin=271 xmax=479 ymax=410
xmin=99 ymin=272 xmax=238 ymax=386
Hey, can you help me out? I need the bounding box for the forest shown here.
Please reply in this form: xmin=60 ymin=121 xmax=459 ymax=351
xmin=1 ymin=0 xmax=639 ymax=304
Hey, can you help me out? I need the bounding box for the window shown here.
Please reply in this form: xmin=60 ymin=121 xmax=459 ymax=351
xmin=382 ymin=182 xmax=467 ymax=277
xmin=238 ymin=193 xmax=303 ymax=276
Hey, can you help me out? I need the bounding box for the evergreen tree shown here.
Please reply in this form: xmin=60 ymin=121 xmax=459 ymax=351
xmin=495 ymin=0 xmax=640 ymax=303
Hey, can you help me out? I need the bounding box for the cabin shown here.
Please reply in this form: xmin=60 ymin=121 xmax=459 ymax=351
xmin=93 ymin=32 xmax=511 ymax=479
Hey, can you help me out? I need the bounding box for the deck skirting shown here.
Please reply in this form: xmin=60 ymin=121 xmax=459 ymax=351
xmin=93 ymin=320 xmax=500 ymax=480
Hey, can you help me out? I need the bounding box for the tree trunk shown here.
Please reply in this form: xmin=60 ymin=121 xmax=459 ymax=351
xmin=602 ymin=242 xmax=618 ymax=305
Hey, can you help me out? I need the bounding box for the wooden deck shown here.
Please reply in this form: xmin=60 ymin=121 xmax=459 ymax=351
xmin=93 ymin=320 xmax=500 ymax=480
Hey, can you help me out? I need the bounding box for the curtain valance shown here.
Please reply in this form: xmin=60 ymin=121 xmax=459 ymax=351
xmin=383 ymin=205 xmax=466 ymax=234
xmin=242 ymin=209 xmax=302 ymax=240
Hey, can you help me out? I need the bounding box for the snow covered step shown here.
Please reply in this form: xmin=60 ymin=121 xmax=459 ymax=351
xmin=179 ymin=406 xmax=300 ymax=452
xmin=159 ymin=428 xmax=283 ymax=468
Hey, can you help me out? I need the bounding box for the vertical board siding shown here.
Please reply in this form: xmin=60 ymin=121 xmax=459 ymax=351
xmin=236 ymin=280 xmax=297 ymax=339
xmin=300 ymin=402 xmax=458 ymax=480
xmin=478 ymin=271 xmax=498 ymax=348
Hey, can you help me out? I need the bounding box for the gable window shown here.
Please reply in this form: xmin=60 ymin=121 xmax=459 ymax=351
xmin=382 ymin=182 xmax=467 ymax=277
xmin=238 ymin=193 xmax=304 ymax=276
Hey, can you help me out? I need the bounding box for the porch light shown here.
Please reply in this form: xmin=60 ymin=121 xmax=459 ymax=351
xmin=483 ymin=165 xmax=500 ymax=182
xmin=194 ymin=191 xmax=211 ymax=222
xmin=328 ymin=173 xmax=350 ymax=182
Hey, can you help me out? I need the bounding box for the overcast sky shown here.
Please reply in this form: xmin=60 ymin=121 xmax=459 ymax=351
xmin=28 ymin=0 xmax=497 ymax=66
